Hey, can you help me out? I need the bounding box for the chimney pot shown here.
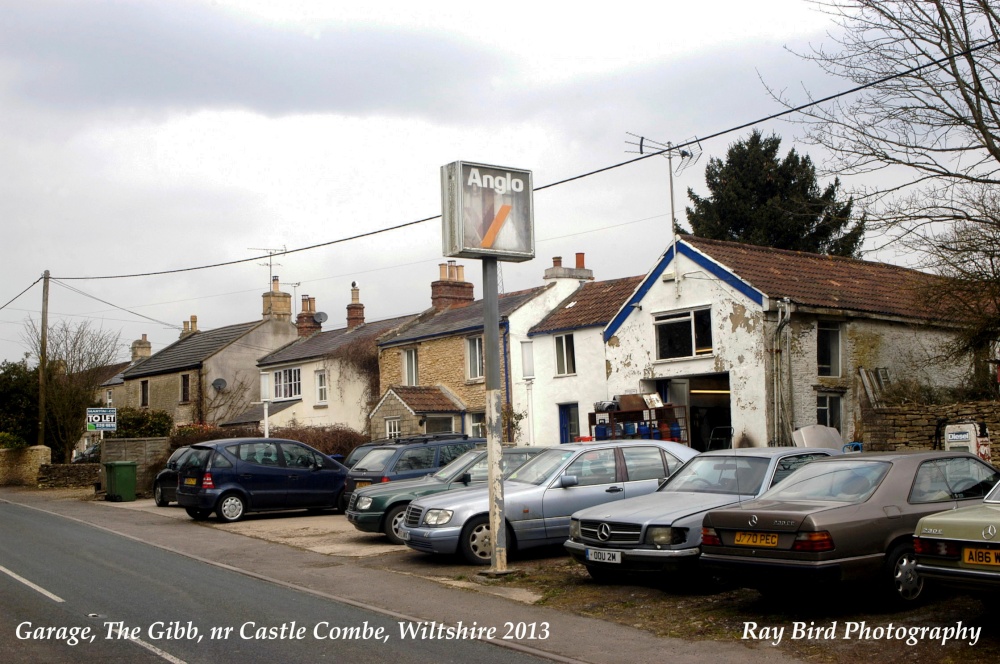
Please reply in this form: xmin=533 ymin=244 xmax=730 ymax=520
xmin=272 ymin=276 xmax=280 ymax=292
xmin=141 ymin=334 xmax=147 ymax=341
xmin=456 ymin=265 xmax=465 ymax=282
xmin=190 ymin=315 xmax=198 ymax=332
xmin=439 ymin=263 xmax=448 ymax=280
xmin=576 ymin=252 xmax=585 ymax=269
xmin=553 ymin=256 xmax=562 ymax=268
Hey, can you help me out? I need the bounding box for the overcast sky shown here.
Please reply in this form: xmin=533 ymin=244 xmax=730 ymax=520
xmin=1 ymin=0 xmax=853 ymax=365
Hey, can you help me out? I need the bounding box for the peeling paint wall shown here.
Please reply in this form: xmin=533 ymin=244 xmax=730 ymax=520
xmin=604 ymin=251 xmax=773 ymax=447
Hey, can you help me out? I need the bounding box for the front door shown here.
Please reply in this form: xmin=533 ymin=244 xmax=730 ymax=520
xmin=558 ymin=403 xmax=579 ymax=444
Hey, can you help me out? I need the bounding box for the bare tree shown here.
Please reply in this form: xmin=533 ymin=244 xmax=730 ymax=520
xmin=776 ymin=1 xmax=1000 ymax=360
xmin=771 ymin=1 xmax=998 ymax=236
xmin=23 ymin=319 xmax=123 ymax=462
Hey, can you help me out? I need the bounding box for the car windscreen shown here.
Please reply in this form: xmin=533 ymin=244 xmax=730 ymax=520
xmin=351 ymin=448 xmax=397 ymax=473
xmin=506 ymin=449 xmax=575 ymax=485
xmin=462 ymin=450 xmax=538 ymax=482
xmin=663 ymin=456 xmax=770 ymax=495
xmin=344 ymin=445 xmax=376 ymax=468
xmin=760 ymin=460 xmax=890 ymax=503
xmin=432 ymin=450 xmax=483 ymax=481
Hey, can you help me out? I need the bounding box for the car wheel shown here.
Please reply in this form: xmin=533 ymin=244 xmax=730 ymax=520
xmin=216 ymin=493 xmax=246 ymax=523
xmin=185 ymin=507 xmax=212 ymax=521
xmin=153 ymin=482 xmax=169 ymax=507
xmin=383 ymin=504 xmax=409 ymax=545
xmin=459 ymin=516 xmax=494 ymax=565
xmin=887 ymin=542 xmax=924 ymax=602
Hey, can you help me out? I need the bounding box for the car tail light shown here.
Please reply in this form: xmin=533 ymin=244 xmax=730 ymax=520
xmin=791 ymin=531 xmax=834 ymax=552
xmin=202 ymin=473 xmax=215 ymax=489
xmin=381 ymin=477 xmax=390 ymax=483
xmin=701 ymin=527 xmax=722 ymax=546
xmin=913 ymin=537 xmax=960 ymax=558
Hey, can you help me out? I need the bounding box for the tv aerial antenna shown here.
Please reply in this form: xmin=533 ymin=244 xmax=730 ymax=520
xmin=248 ymin=246 xmax=286 ymax=289
xmin=625 ymin=133 xmax=702 ymax=297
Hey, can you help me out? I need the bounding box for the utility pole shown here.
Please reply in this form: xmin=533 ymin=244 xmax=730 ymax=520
xmin=37 ymin=270 xmax=49 ymax=447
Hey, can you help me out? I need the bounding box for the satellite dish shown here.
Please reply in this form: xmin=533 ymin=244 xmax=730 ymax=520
xmin=313 ymin=311 xmax=328 ymax=324
xmin=212 ymin=378 xmax=228 ymax=391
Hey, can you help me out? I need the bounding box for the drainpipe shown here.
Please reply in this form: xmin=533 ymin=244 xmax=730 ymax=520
xmin=502 ymin=319 xmax=512 ymax=408
xmin=773 ymin=299 xmax=792 ymax=445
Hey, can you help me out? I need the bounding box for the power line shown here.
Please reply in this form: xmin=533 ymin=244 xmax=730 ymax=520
xmin=51 ymin=279 xmax=181 ymax=329
xmin=0 ymin=277 xmax=42 ymax=312
xmin=50 ymin=36 xmax=1000 ymax=284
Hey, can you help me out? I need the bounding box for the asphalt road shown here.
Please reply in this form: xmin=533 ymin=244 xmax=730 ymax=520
xmin=0 ymin=500 xmax=548 ymax=664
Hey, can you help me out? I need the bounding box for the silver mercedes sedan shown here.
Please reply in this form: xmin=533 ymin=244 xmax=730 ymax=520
xmin=564 ymin=447 xmax=840 ymax=581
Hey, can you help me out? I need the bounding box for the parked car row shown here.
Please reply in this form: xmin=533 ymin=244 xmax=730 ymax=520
xmin=154 ymin=434 xmax=1000 ymax=604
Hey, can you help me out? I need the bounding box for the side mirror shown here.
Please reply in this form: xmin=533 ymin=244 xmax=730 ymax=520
xmin=560 ymin=474 xmax=579 ymax=489
xmin=459 ymin=472 xmax=472 ymax=485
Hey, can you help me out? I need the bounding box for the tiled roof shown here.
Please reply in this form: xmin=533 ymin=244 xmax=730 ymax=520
xmin=389 ymin=385 xmax=464 ymax=413
xmin=123 ymin=321 xmax=261 ymax=379
xmin=259 ymin=314 xmax=417 ymax=366
xmin=380 ymin=286 xmax=549 ymax=347
xmin=530 ymin=276 xmax=643 ymax=335
xmin=682 ymin=235 xmax=945 ymax=320
xmin=94 ymin=360 xmax=132 ymax=387
xmin=221 ymin=399 xmax=300 ymax=426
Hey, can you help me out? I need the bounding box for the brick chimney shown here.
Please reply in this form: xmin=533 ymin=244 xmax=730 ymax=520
xmin=179 ymin=315 xmax=198 ymax=339
xmin=131 ymin=334 xmax=152 ymax=361
xmin=296 ymin=295 xmax=321 ymax=337
xmin=346 ymin=282 xmax=365 ymax=329
xmin=543 ymin=253 xmax=594 ymax=282
xmin=431 ymin=260 xmax=475 ymax=310
xmin=262 ymin=275 xmax=292 ymax=322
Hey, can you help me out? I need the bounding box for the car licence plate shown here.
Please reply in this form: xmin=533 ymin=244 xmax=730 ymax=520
xmin=734 ymin=531 xmax=779 ymax=547
xmin=585 ymin=548 xmax=621 ymax=564
xmin=399 ymin=529 xmax=410 ymax=541
xmin=355 ymin=481 xmax=371 ymax=488
xmin=963 ymin=547 xmax=1000 ymax=566
xmin=183 ymin=477 xmax=197 ymax=486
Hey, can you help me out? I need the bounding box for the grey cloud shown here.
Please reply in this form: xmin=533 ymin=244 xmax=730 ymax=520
xmin=0 ymin=1 xmax=505 ymax=117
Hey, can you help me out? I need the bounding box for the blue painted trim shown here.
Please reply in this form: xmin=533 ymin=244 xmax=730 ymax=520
xmin=603 ymin=242 xmax=764 ymax=341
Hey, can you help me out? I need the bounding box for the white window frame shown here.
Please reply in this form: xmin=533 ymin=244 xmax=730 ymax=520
xmin=315 ymin=370 xmax=328 ymax=404
xmin=817 ymin=393 xmax=842 ymax=432
xmin=555 ymin=334 xmax=576 ymax=376
xmin=467 ymin=336 xmax=484 ymax=380
xmin=273 ymin=368 xmax=301 ymax=400
xmin=386 ymin=417 xmax=401 ymax=439
xmin=654 ymin=307 xmax=713 ymax=360
xmin=521 ymin=340 xmax=534 ymax=379
xmin=403 ymin=348 xmax=419 ymax=386
xmin=817 ymin=321 xmax=842 ymax=377
xmin=106 ymin=389 xmax=113 ymax=406
xmin=470 ymin=412 xmax=487 ymax=438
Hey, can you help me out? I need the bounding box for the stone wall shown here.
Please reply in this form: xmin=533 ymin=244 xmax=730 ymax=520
xmin=37 ymin=463 xmax=100 ymax=489
xmin=860 ymin=400 xmax=1000 ymax=461
xmin=0 ymin=446 xmax=51 ymax=486
xmin=102 ymin=437 xmax=172 ymax=495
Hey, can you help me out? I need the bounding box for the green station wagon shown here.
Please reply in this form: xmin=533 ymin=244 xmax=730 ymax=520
xmin=346 ymin=446 xmax=545 ymax=544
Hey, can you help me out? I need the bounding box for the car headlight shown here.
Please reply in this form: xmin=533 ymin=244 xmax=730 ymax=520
xmin=569 ymin=519 xmax=581 ymax=540
xmin=355 ymin=496 xmax=373 ymax=510
xmin=423 ymin=509 xmax=454 ymax=526
xmin=646 ymin=526 xmax=674 ymax=546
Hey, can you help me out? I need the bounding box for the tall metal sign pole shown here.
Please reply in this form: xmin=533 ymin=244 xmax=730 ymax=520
xmin=442 ymin=161 xmax=534 ymax=573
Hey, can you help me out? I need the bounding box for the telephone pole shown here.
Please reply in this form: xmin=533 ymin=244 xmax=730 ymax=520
xmin=37 ymin=270 xmax=49 ymax=447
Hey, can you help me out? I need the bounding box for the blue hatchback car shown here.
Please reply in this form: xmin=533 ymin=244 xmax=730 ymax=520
xmin=176 ymin=438 xmax=348 ymax=522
